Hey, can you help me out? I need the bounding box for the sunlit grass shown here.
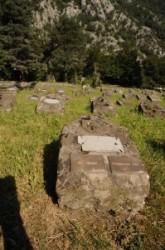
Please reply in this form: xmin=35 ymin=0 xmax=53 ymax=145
xmin=0 ymin=83 xmax=165 ymax=249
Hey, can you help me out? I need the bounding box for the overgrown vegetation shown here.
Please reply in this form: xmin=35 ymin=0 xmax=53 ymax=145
xmin=0 ymin=83 xmax=165 ymax=249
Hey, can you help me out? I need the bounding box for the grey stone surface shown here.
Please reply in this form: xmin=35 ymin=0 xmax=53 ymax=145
xmin=18 ymin=81 xmax=34 ymax=89
xmin=8 ymin=86 xmax=19 ymax=92
xmin=123 ymin=93 xmax=136 ymax=99
xmin=44 ymin=98 xmax=60 ymax=104
xmin=56 ymin=115 xmax=150 ymax=213
xmin=147 ymin=94 xmax=161 ymax=102
xmin=0 ymin=89 xmax=17 ymax=111
xmin=0 ymin=81 xmax=17 ymax=89
xmin=116 ymin=98 xmax=133 ymax=106
xmin=136 ymin=94 xmax=147 ymax=101
xmin=37 ymin=97 xmax=64 ymax=114
xmin=36 ymin=90 xmax=69 ymax=114
xmin=78 ymin=136 xmax=124 ymax=153
xmin=91 ymin=97 xmax=116 ymax=115
xmin=47 ymin=92 xmax=69 ymax=101
xmin=139 ymin=101 xmax=165 ymax=117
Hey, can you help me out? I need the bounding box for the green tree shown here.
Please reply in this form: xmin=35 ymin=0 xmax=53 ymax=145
xmin=0 ymin=0 xmax=46 ymax=81
xmin=117 ymin=49 xmax=143 ymax=87
xmin=98 ymin=54 xmax=123 ymax=84
xmin=85 ymin=45 xmax=101 ymax=77
xmin=143 ymin=55 xmax=165 ymax=87
xmin=45 ymin=16 xmax=87 ymax=82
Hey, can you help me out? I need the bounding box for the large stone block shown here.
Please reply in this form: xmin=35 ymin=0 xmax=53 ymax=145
xmin=0 ymin=81 xmax=17 ymax=89
xmin=37 ymin=96 xmax=65 ymax=114
xmin=0 ymin=89 xmax=17 ymax=111
xmin=91 ymin=97 xmax=116 ymax=115
xmin=56 ymin=115 xmax=150 ymax=213
xmin=139 ymin=101 xmax=165 ymax=117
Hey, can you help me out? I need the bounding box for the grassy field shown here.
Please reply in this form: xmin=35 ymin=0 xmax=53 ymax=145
xmin=0 ymin=83 xmax=165 ymax=249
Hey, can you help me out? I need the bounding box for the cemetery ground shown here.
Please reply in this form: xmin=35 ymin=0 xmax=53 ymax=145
xmin=0 ymin=83 xmax=165 ymax=250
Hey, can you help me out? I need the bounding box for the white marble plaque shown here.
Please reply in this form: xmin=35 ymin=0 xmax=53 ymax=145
xmin=78 ymin=135 xmax=124 ymax=153
xmin=44 ymin=98 xmax=60 ymax=104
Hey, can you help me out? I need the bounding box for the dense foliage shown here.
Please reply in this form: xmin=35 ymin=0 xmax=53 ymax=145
xmin=0 ymin=0 xmax=164 ymax=87
xmin=0 ymin=0 xmax=46 ymax=81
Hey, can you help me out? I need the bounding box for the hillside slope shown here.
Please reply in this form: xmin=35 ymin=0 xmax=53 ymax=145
xmin=34 ymin=0 xmax=165 ymax=56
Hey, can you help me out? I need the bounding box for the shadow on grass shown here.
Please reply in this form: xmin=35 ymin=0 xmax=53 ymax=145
xmin=148 ymin=139 xmax=165 ymax=153
xmin=0 ymin=176 xmax=33 ymax=250
xmin=43 ymin=140 xmax=60 ymax=204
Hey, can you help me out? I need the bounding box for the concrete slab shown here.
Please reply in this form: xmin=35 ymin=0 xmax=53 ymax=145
xmin=78 ymin=136 xmax=124 ymax=153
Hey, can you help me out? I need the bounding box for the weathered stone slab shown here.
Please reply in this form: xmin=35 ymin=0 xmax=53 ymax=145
xmin=44 ymin=98 xmax=60 ymax=104
xmin=78 ymin=136 xmax=124 ymax=153
xmin=114 ymin=89 xmax=123 ymax=94
xmin=123 ymin=93 xmax=136 ymax=99
xmin=0 ymin=89 xmax=17 ymax=111
xmin=57 ymin=89 xmax=65 ymax=95
xmin=8 ymin=86 xmax=19 ymax=92
xmin=147 ymin=94 xmax=160 ymax=102
xmin=56 ymin=115 xmax=150 ymax=213
xmin=139 ymin=101 xmax=165 ymax=117
xmin=36 ymin=97 xmax=64 ymax=114
xmin=47 ymin=92 xmax=69 ymax=101
xmin=0 ymin=81 xmax=17 ymax=89
xmin=71 ymin=154 xmax=106 ymax=172
xmin=136 ymin=94 xmax=147 ymax=101
xmin=91 ymin=97 xmax=116 ymax=115
xmin=116 ymin=98 xmax=133 ymax=106
xmin=18 ymin=81 xmax=34 ymax=90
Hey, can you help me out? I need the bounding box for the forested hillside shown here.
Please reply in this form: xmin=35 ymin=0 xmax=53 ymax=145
xmin=0 ymin=0 xmax=165 ymax=87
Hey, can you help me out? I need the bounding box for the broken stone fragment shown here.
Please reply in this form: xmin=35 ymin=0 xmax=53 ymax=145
xmin=56 ymin=115 xmax=150 ymax=214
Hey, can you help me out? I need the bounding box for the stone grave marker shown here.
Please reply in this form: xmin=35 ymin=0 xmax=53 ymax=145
xmin=0 ymin=89 xmax=17 ymax=111
xmin=18 ymin=81 xmax=34 ymax=90
xmin=91 ymin=97 xmax=116 ymax=115
xmin=122 ymin=93 xmax=136 ymax=99
xmin=147 ymin=94 xmax=161 ymax=102
xmin=8 ymin=86 xmax=19 ymax=92
xmin=0 ymin=81 xmax=17 ymax=89
xmin=136 ymin=94 xmax=147 ymax=101
xmin=139 ymin=101 xmax=165 ymax=117
xmin=37 ymin=96 xmax=64 ymax=114
xmin=56 ymin=115 xmax=150 ymax=213
xmin=116 ymin=98 xmax=133 ymax=106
